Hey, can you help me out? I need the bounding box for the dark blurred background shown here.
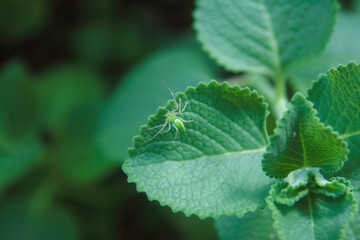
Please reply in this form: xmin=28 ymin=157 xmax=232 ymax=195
xmin=0 ymin=0 xmax=217 ymax=239
xmin=0 ymin=0 xmax=356 ymax=239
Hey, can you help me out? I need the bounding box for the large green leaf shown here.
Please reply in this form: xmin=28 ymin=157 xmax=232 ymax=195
xmin=194 ymin=0 xmax=338 ymax=76
xmin=123 ymin=80 xmax=275 ymax=219
xmin=267 ymin=180 xmax=358 ymax=240
xmin=97 ymin=41 xmax=218 ymax=162
xmin=215 ymin=208 xmax=278 ymax=240
xmin=290 ymin=13 xmax=360 ymax=93
xmin=308 ymin=62 xmax=360 ymax=189
xmin=262 ymin=92 xmax=348 ymax=179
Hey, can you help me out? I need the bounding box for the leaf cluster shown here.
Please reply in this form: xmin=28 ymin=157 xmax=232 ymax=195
xmin=122 ymin=0 xmax=360 ymax=239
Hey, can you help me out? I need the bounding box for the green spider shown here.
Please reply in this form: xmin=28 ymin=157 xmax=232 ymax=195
xmin=148 ymin=86 xmax=193 ymax=141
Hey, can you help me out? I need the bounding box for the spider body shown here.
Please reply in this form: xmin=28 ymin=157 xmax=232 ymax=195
xmin=148 ymin=86 xmax=192 ymax=141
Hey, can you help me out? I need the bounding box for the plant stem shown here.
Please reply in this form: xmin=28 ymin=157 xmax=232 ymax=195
xmin=274 ymin=70 xmax=288 ymax=119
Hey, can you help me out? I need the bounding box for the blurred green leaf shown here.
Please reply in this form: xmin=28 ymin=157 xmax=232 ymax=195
xmin=0 ymin=0 xmax=51 ymax=41
xmin=73 ymin=20 xmax=147 ymax=66
xmin=48 ymin=139 xmax=117 ymax=185
xmin=290 ymin=13 xmax=360 ymax=93
xmin=97 ymin=40 xmax=218 ymax=161
xmin=0 ymin=61 xmax=42 ymax=192
xmin=123 ymin=81 xmax=274 ymax=219
xmin=0 ymin=137 xmax=42 ymax=193
xmin=36 ymin=65 xmax=104 ymax=136
xmin=0 ymin=200 xmax=78 ymax=240
xmin=36 ymin=65 xmax=117 ymax=184
xmin=194 ymin=0 xmax=338 ymax=76
xmin=0 ymin=61 xmax=39 ymax=148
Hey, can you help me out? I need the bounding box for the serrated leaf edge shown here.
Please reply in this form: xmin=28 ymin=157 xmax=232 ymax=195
xmin=123 ymin=80 xmax=270 ymax=219
xmin=262 ymin=93 xmax=349 ymax=179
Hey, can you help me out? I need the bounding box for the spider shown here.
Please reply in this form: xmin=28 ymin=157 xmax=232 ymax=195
xmin=148 ymin=86 xmax=193 ymax=141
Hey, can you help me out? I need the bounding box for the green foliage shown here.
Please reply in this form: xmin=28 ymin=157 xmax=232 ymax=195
xmin=121 ymin=2 xmax=360 ymax=238
xmin=267 ymin=177 xmax=357 ymax=240
xmin=194 ymin=0 xmax=338 ymax=76
xmin=123 ymin=80 xmax=274 ymax=219
xmin=2 ymin=0 xmax=360 ymax=239
xmin=308 ymin=62 xmax=360 ymax=189
xmin=262 ymin=92 xmax=349 ymax=179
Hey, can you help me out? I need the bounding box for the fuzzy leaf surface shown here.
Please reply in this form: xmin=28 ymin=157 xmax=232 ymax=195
xmin=308 ymin=62 xmax=360 ymax=189
xmin=267 ymin=181 xmax=358 ymax=240
xmin=194 ymin=0 xmax=338 ymax=76
xmin=344 ymin=191 xmax=360 ymax=240
xmin=215 ymin=207 xmax=278 ymax=240
xmin=262 ymin=93 xmax=348 ymax=179
xmin=123 ymin=81 xmax=275 ymax=219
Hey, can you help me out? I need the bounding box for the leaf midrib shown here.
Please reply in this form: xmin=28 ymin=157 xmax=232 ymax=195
xmin=137 ymin=146 xmax=267 ymax=166
xmin=307 ymin=194 xmax=316 ymax=240
xmin=261 ymin=0 xmax=282 ymax=76
xmin=299 ymin=121 xmax=309 ymax=167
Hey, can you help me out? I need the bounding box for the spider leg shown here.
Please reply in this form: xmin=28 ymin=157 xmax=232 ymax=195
xmin=178 ymin=97 xmax=182 ymax=114
xmin=172 ymin=122 xmax=179 ymax=139
xmin=164 ymin=85 xmax=178 ymax=110
xmin=149 ymin=124 xmax=165 ymax=130
xmin=181 ymin=101 xmax=189 ymax=113
xmin=148 ymin=120 xmax=168 ymax=141
xmin=161 ymin=121 xmax=172 ymax=134
xmin=176 ymin=117 xmax=193 ymax=123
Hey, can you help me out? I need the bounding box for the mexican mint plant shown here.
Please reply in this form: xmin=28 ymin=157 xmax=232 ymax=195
xmin=122 ymin=0 xmax=360 ymax=239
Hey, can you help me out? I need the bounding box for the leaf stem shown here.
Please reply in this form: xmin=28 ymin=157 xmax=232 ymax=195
xmin=274 ymin=70 xmax=288 ymax=119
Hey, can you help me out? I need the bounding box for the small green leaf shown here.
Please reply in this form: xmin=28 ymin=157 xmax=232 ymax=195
xmin=194 ymin=0 xmax=338 ymax=76
xmin=308 ymin=62 xmax=360 ymax=188
xmin=123 ymin=80 xmax=275 ymax=219
xmin=267 ymin=180 xmax=358 ymax=240
xmin=262 ymin=92 xmax=348 ymax=179
xmin=97 ymin=41 xmax=218 ymax=162
xmin=215 ymin=207 xmax=278 ymax=240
